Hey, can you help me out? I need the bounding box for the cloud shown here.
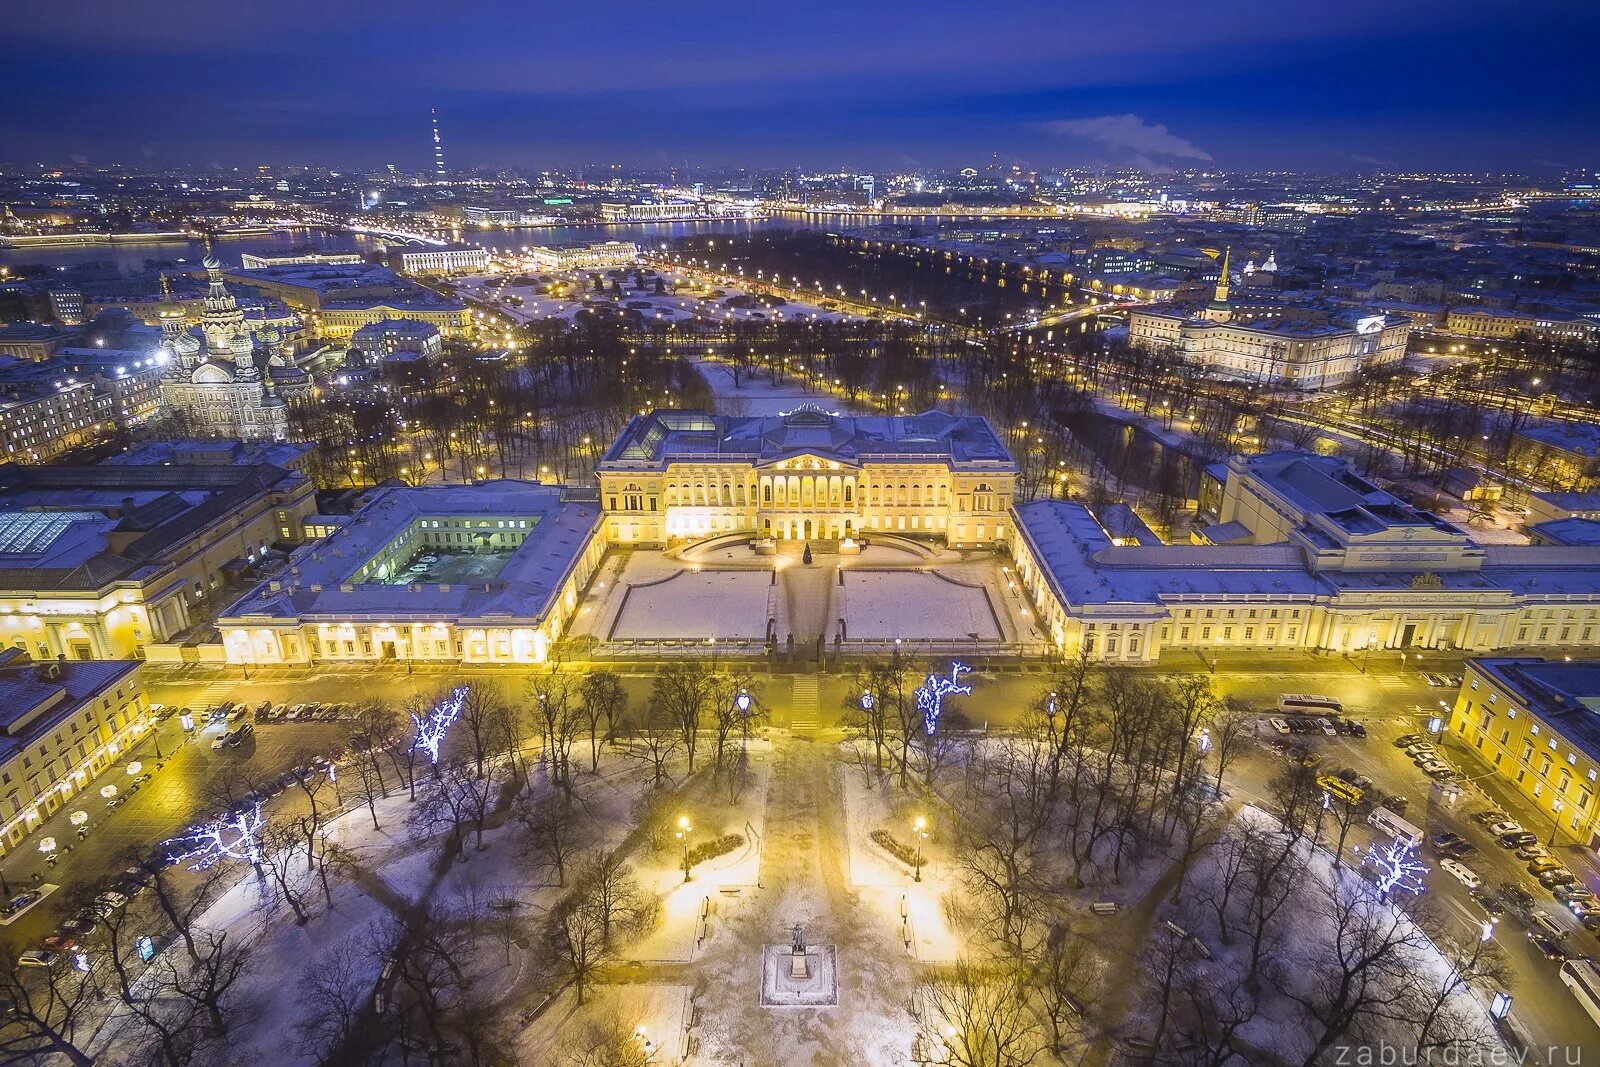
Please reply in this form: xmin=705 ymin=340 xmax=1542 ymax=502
xmin=1040 ymin=114 xmax=1211 ymax=161
xmin=1342 ymin=152 xmax=1393 ymax=167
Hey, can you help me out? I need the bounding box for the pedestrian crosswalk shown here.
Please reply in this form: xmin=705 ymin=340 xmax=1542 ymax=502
xmin=790 ymin=675 xmax=820 ymax=732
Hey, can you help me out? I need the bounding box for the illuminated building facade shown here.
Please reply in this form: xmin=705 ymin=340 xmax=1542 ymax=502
xmin=218 ymin=481 xmax=603 ymax=667
xmin=1446 ymin=658 xmax=1600 ymax=849
xmin=0 ymin=460 xmax=314 ymax=661
xmin=596 ymin=407 xmax=1019 ymax=547
xmin=1011 ymin=450 xmax=1600 ymax=663
xmin=0 ymin=653 xmax=147 ymax=858
xmin=1128 ymin=254 xmax=1410 ymax=388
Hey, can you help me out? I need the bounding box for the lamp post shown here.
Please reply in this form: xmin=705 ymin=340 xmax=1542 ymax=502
xmin=913 ymin=815 xmax=928 ymax=882
xmin=735 ymin=689 xmax=753 ymax=753
xmin=676 ymin=816 xmax=693 ymax=883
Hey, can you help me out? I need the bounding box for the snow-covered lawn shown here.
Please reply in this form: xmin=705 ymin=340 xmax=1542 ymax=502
xmin=842 ymin=569 xmax=1002 ymax=641
xmin=608 ymin=569 xmax=774 ymax=641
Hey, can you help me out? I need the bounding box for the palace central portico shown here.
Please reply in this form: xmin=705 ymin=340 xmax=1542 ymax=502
xmin=596 ymin=407 xmax=1018 ymax=548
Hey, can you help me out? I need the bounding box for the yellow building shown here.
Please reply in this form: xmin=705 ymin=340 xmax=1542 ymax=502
xmin=1447 ymin=657 xmax=1600 ymax=849
xmin=0 ymin=653 xmax=148 ymax=857
xmin=1010 ymin=450 xmax=1600 ymax=663
xmin=0 ymin=461 xmax=315 ymax=659
xmin=218 ymin=481 xmax=603 ymax=667
xmin=313 ymin=299 xmax=473 ymax=342
xmin=596 ymin=408 xmax=1018 ymax=547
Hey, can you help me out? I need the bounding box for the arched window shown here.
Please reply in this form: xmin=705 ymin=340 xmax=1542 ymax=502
xmin=763 ymin=483 xmax=773 ymax=504
xmin=844 ymin=483 xmax=853 ymax=504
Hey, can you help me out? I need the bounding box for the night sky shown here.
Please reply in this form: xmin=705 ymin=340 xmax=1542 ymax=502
xmin=3 ymin=0 xmax=1596 ymax=173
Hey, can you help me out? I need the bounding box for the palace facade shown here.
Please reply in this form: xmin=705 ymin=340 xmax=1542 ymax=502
xmin=595 ymin=407 xmax=1018 ymax=547
xmin=1013 ymin=450 xmax=1600 ymax=663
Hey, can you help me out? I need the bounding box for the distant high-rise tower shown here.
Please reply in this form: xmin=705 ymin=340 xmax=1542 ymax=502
xmin=431 ymin=108 xmax=446 ymax=181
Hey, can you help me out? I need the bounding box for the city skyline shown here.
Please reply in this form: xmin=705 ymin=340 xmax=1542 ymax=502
xmin=2 ymin=0 xmax=1597 ymax=171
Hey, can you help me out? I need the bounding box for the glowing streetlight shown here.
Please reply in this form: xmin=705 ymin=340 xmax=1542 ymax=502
xmin=913 ymin=816 xmax=928 ymax=882
xmin=676 ymin=816 xmax=693 ymax=883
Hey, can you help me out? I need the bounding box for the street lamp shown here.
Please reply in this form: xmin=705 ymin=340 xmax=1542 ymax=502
xmin=736 ymin=689 xmax=753 ymax=752
xmin=676 ymin=816 xmax=693 ymax=883
xmin=913 ymin=815 xmax=928 ymax=882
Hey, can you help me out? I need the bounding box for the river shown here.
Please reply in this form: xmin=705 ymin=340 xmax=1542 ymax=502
xmin=0 ymin=215 xmax=870 ymax=273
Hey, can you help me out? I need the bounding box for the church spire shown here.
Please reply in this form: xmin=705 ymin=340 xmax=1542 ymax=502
xmin=1203 ymin=247 xmax=1233 ymax=323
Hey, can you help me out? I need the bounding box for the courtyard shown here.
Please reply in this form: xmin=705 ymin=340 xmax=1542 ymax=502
xmin=571 ymin=538 xmax=1038 ymax=651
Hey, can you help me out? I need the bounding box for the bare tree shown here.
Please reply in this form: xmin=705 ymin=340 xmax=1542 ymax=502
xmin=652 ymin=663 xmax=712 ymax=775
xmin=292 ymin=936 xmax=375 ymax=1066
xmin=1293 ymin=876 xmax=1432 ymax=1064
xmin=0 ymin=950 xmax=100 ymax=1066
xmin=579 ymin=671 xmax=628 ymax=773
xmin=516 ymin=786 xmax=592 ymax=886
xmin=624 ymin=699 xmax=681 ymax=787
xmin=918 ymin=958 xmax=1043 ymax=1067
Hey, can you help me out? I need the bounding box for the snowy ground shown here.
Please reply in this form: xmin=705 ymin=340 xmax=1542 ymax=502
xmin=607 ymin=569 xmax=775 ymax=642
xmin=841 ymin=570 xmax=1003 ymax=642
xmin=692 ymin=357 xmax=866 ymax=417
xmin=574 ymin=545 xmax=1036 ymax=651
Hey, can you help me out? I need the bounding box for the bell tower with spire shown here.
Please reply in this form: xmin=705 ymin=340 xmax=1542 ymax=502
xmin=1202 ymin=247 xmax=1233 ymax=323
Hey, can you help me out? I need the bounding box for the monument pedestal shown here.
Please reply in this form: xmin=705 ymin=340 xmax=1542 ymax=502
xmin=759 ymin=944 xmax=837 ymax=1006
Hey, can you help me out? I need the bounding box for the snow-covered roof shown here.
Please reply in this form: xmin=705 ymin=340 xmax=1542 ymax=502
xmin=600 ymin=408 xmax=1016 ymax=471
xmin=222 ymin=480 xmax=600 ymax=627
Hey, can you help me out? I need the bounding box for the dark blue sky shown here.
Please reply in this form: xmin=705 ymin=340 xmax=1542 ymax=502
xmin=3 ymin=0 xmax=1596 ymax=173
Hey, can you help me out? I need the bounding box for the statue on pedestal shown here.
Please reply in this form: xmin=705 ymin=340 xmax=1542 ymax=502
xmin=789 ymin=922 xmax=810 ymax=980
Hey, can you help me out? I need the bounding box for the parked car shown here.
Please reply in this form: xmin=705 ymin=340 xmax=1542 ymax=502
xmin=1406 ymin=743 xmax=1437 ymax=758
xmin=1348 ymin=722 xmax=1368 ymax=738
xmin=1473 ymin=810 xmax=1510 ymax=827
xmin=1556 ymin=886 xmax=1597 ymax=911
xmin=17 ymin=949 xmax=64 ymax=970
xmin=285 ymin=704 xmax=306 ymax=721
xmin=94 ymin=891 xmax=129 ymax=911
xmin=1429 ymin=831 xmax=1462 ymax=851
xmin=1500 ymin=883 xmax=1537 ymax=912
xmin=1473 ymin=889 xmax=1506 ymax=916
xmin=1418 ymin=759 xmax=1451 ymax=776
xmin=56 ymin=915 xmax=95 ymax=939
xmin=1540 ymin=869 xmax=1579 ymax=889
xmin=1487 ymin=819 xmax=1524 ymax=837
xmin=1529 ymin=857 xmax=1564 ymax=875
xmin=1581 ymin=913 xmax=1600 ymax=933
xmin=1515 ymin=844 xmax=1551 ymax=862
xmin=1317 ymin=718 xmax=1338 ymax=736
xmin=1500 ymin=831 xmax=1539 ymax=848
xmin=1 ymin=890 xmax=42 ymax=917
xmin=1394 ymin=734 xmax=1426 ymax=748
xmin=1442 ymin=840 xmax=1477 ymax=859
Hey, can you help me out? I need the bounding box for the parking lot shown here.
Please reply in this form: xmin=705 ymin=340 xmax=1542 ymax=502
xmin=1238 ymin=685 xmax=1600 ymax=1049
xmin=0 ymin=697 xmax=360 ymax=954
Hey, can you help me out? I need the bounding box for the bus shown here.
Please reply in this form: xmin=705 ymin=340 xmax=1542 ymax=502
xmin=1368 ymin=806 xmax=1423 ymax=848
xmin=1560 ymin=959 xmax=1600 ymax=1026
xmin=1317 ymin=775 xmax=1364 ymax=806
xmin=1280 ymin=693 xmax=1343 ymax=713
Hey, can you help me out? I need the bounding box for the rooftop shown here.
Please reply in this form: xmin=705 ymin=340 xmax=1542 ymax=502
xmin=601 ymin=408 xmax=1016 ymax=469
xmin=1471 ymin=657 xmax=1600 ymax=764
xmin=1515 ymin=421 xmax=1600 ymax=458
xmin=222 ymin=480 xmax=600 ymax=625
